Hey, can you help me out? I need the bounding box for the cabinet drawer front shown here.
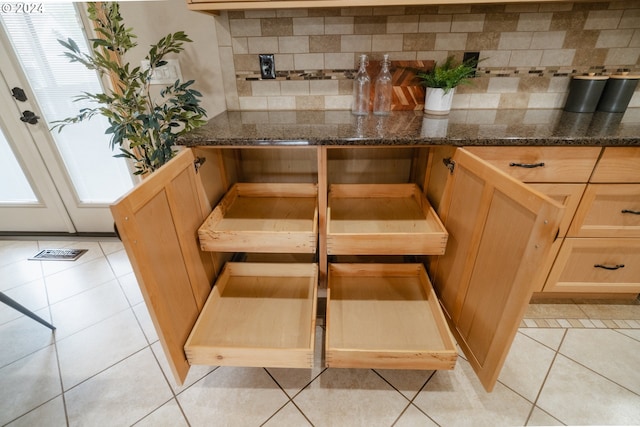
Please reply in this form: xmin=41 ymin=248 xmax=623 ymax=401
xmin=569 ymin=184 xmax=640 ymax=238
xmin=325 ymin=263 xmax=457 ymax=370
xmin=544 ymin=238 xmax=640 ymax=293
xmin=591 ymin=147 xmax=640 ymax=183
xmin=464 ymin=147 xmax=601 ymax=182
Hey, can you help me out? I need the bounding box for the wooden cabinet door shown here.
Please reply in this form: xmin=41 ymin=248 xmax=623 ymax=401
xmin=111 ymin=149 xmax=217 ymax=385
xmin=430 ymin=148 xmax=563 ymax=392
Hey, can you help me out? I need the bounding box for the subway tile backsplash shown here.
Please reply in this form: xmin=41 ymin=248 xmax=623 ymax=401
xmin=215 ymin=1 xmax=640 ymax=111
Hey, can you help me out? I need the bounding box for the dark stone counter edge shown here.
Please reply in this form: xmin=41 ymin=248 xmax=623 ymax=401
xmin=179 ymin=137 xmax=640 ymax=147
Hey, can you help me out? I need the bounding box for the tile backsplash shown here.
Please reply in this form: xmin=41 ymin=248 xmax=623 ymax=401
xmin=213 ymin=1 xmax=640 ymax=111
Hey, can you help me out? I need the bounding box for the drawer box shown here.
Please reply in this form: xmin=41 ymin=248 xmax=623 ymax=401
xmin=185 ymin=262 xmax=318 ymax=368
xmin=327 ymin=184 xmax=448 ymax=255
xmin=325 ymin=263 xmax=457 ymax=370
xmin=199 ymin=183 xmax=318 ymax=253
xmin=544 ymin=238 xmax=640 ymax=293
xmin=591 ymin=147 xmax=640 ymax=183
xmin=569 ymin=184 xmax=640 ymax=238
xmin=464 ymin=147 xmax=600 ymax=183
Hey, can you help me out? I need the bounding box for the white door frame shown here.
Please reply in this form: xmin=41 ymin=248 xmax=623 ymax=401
xmin=0 ymin=71 xmax=75 ymax=233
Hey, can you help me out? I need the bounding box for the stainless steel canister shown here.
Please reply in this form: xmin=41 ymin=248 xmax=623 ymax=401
xmin=564 ymin=75 xmax=609 ymax=113
xmin=596 ymin=74 xmax=640 ymax=113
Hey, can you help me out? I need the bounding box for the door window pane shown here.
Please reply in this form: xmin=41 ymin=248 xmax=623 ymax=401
xmin=1 ymin=4 xmax=133 ymax=203
xmin=0 ymin=126 xmax=37 ymax=203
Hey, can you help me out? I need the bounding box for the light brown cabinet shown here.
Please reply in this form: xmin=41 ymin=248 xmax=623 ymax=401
xmin=544 ymin=148 xmax=640 ymax=294
xmin=465 ymin=146 xmax=640 ymax=295
xmin=463 ymin=147 xmax=598 ymax=293
xmin=111 ymin=145 xmax=561 ymax=392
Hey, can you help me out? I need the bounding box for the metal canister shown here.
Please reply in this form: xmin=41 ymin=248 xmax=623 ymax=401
xmin=564 ymin=75 xmax=609 ymax=113
xmin=596 ymin=74 xmax=640 ymax=113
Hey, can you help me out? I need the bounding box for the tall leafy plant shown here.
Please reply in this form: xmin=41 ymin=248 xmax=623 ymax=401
xmin=417 ymin=56 xmax=478 ymax=94
xmin=52 ymin=2 xmax=207 ymax=175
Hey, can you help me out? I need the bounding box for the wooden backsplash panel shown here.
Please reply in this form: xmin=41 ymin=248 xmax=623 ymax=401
xmin=367 ymin=60 xmax=434 ymax=111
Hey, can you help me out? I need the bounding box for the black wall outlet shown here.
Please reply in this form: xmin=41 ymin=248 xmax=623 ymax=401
xmin=463 ymin=51 xmax=480 ymax=70
xmin=259 ymin=54 xmax=276 ymax=79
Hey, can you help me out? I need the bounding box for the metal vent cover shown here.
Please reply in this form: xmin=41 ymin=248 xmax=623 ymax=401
xmin=29 ymin=248 xmax=88 ymax=261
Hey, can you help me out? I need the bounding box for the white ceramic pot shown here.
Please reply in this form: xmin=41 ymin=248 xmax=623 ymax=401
xmin=424 ymin=87 xmax=455 ymax=115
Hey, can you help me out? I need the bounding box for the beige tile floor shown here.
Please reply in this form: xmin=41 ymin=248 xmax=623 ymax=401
xmin=1 ymin=238 xmax=640 ymax=426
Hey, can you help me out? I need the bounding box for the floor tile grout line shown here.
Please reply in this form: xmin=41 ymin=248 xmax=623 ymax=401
xmin=0 ymin=300 xmax=59 ymax=370
xmin=129 ymin=396 xmax=181 ymax=426
xmin=557 ymin=347 xmax=640 ymax=399
xmin=1 ymin=393 xmax=67 ymax=426
xmin=390 ymin=370 xmax=442 ymax=427
xmin=144 ymin=336 xmax=212 ymax=426
xmin=262 ymin=366 xmax=320 ymax=426
xmin=287 ymin=400 xmax=315 ymax=427
xmin=526 ymin=405 xmax=567 ymax=427
xmin=612 ymin=327 xmax=640 ymax=344
xmin=389 ymin=401 xmax=416 ymax=427
xmin=170 ymin=365 xmax=221 ymax=422
xmin=52 ymin=304 xmax=136 ymax=346
xmin=258 ymin=399 xmax=308 ymax=427
xmin=574 ymin=298 xmax=607 ymax=319
xmin=523 ymin=328 xmax=569 ymax=427
xmin=43 ymin=272 xmax=120 ymax=308
xmin=0 ymin=334 xmax=68 ymax=426
xmin=371 ymin=368 xmax=426 ymax=403
xmin=267 ymin=367 xmax=328 ymax=402
xmin=258 ymin=369 xmax=292 ymax=426
xmin=60 ymin=345 xmax=152 ymax=395
xmin=51 ymin=327 xmax=71 ymax=427
xmin=370 ymin=368 xmax=429 ymax=425
xmin=0 ymin=279 xmax=53 ymax=328
xmin=516 ymin=329 xmax=563 ymax=354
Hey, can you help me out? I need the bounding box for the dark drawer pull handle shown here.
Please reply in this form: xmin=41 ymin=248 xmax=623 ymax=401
xmin=594 ymin=264 xmax=625 ymax=270
xmin=622 ymin=209 xmax=640 ymax=215
xmin=509 ymin=162 xmax=545 ymax=169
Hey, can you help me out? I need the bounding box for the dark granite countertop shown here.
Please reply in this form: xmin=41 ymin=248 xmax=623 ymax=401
xmin=179 ymin=108 xmax=640 ymax=147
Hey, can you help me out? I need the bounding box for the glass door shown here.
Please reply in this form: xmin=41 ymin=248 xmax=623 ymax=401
xmin=0 ymin=74 xmax=73 ymax=233
xmin=0 ymin=4 xmax=134 ymax=233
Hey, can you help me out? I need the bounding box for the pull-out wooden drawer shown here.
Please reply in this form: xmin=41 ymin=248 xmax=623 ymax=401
xmin=327 ymin=184 xmax=448 ymax=255
xmin=198 ymin=183 xmax=318 ymax=253
xmin=112 ymin=147 xmax=564 ymax=391
xmin=591 ymin=147 xmax=640 ymax=183
xmin=464 ymin=147 xmax=601 ymax=183
xmin=325 ymin=263 xmax=457 ymax=370
xmin=544 ymin=238 xmax=640 ymax=293
xmin=185 ymin=262 xmax=318 ymax=368
xmin=569 ymin=184 xmax=640 ymax=238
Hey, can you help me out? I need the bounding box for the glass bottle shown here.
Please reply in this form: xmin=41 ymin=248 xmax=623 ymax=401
xmin=373 ymin=54 xmax=392 ymax=115
xmin=352 ymin=54 xmax=370 ymax=115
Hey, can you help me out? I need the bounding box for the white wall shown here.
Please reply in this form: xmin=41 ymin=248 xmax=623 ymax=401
xmin=117 ymin=0 xmax=227 ymax=118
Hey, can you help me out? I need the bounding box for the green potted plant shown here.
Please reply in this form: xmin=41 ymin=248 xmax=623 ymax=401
xmin=52 ymin=2 xmax=207 ymax=176
xmin=417 ymin=56 xmax=478 ymax=115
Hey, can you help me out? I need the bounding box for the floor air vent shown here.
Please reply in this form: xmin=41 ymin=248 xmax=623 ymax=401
xmin=29 ymin=249 xmax=88 ymax=261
